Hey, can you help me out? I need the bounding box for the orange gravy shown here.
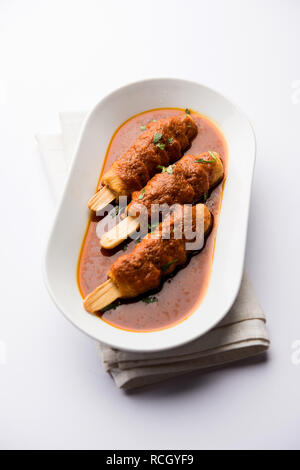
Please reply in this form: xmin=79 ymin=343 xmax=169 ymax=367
xmin=77 ymin=108 xmax=228 ymax=332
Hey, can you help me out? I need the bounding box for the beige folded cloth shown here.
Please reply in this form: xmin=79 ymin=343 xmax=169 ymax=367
xmin=37 ymin=112 xmax=270 ymax=390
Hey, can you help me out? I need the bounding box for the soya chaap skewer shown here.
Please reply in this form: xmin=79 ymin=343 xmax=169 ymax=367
xmin=88 ymin=113 xmax=197 ymax=212
xmin=100 ymin=151 xmax=224 ymax=249
xmin=83 ymin=204 xmax=212 ymax=313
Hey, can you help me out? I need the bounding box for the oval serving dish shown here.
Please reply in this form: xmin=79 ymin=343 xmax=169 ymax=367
xmin=44 ymin=78 xmax=255 ymax=352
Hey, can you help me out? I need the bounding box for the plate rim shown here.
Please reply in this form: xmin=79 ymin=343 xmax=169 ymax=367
xmin=44 ymin=77 xmax=256 ymax=352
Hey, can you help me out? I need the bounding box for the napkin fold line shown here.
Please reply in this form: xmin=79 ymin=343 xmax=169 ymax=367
xmin=109 ymin=342 xmax=269 ymax=390
xmin=100 ymin=319 xmax=269 ymax=370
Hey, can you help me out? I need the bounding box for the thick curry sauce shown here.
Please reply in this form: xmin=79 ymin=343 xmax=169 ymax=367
xmin=77 ymin=108 xmax=228 ymax=332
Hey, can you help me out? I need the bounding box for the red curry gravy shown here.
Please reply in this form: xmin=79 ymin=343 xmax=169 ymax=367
xmin=77 ymin=108 xmax=228 ymax=332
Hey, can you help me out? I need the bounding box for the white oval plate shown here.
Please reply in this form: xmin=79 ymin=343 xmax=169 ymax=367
xmin=44 ymin=78 xmax=255 ymax=353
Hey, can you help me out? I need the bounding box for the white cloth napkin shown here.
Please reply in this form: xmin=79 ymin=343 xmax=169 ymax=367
xmin=37 ymin=112 xmax=270 ymax=390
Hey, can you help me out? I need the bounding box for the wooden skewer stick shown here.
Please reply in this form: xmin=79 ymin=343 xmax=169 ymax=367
xmin=100 ymin=216 xmax=140 ymax=249
xmin=88 ymin=186 xmax=115 ymax=212
xmin=83 ymin=279 xmax=120 ymax=313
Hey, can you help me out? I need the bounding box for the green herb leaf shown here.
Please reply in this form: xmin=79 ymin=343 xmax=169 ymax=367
xmin=156 ymin=142 xmax=165 ymax=151
xmin=185 ymin=108 xmax=191 ymax=114
xmin=157 ymin=163 xmax=174 ymax=173
xmin=203 ymin=192 xmax=208 ymax=202
xmin=168 ymin=137 xmax=174 ymax=144
xmin=100 ymin=302 xmax=118 ymax=313
xmin=157 ymin=164 xmax=166 ymax=172
xmin=151 ymin=119 xmax=157 ymax=122
xmin=111 ymin=206 xmax=120 ymax=217
xmin=148 ymin=222 xmax=159 ymax=232
xmin=123 ymin=244 xmax=128 ymax=251
xmin=208 ymin=151 xmax=217 ymax=159
xmin=195 ymin=151 xmax=217 ymax=164
xmin=142 ymin=296 xmax=158 ymax=304
xmin=134 ymin=237 xmax=141 ymax=244
xmin=138 ymin=188 xmax=146 ymax=200
xmin=153 ymin=132 xmax=162 ymax=144
xmin=140 ymin=125 xmax=147 ymax=131
xmin=162 ymin=259 xmax=178 ymax=272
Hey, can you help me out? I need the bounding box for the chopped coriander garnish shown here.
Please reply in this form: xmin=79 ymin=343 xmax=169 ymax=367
xmin=134 ymin=237 xmax=141 ymax=244
xmin=140 ymin=125 xmax=147 ymax=131
xmin=142 ymin=296 xmax=158 ymax=304
xmin=168 ymin=137 xmax=174 ymax=144
xmin=195 ymin=158 xmax=211 ymax=163
xmin=123 ymin=244 xmax=128 ymax=251
xmin=151 ymin=119 xmax=157 ymax=122
xmin=100 ymin=302 xmax=118 ymax=313
xmin=203 ymin=192 xmax=208 ymax=202
xmin=162 ymin=259 xmax=178 ymax=272
xmin=111 ymin=206 xmax=120 ymax=217
xmin=156 ymin=142 xmax=165 ymax=151
xmin=208 ymin=151 xmax=217 ymax=159
xmin=195 ymin=151 xmax=217 ymax=164
xmin=148 ymin=222 xmax=159 ymax=232
xmin=185 ymin=108 xmax=191 ymax=114
xmin=157 ymin=164 xmax=165 ymax=172
xmin=138 ymin=188 xmax=146 ymax=200
xmin=153 ymin=133 xmax=166 ymax=150
xmin=157 ymin=164 xmax=173 ymax=173
xmin=153 ymin=132 xmax=162 ymax=144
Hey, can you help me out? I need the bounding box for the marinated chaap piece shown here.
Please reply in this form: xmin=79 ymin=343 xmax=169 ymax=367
xmin=83 ymin=204 xmax=212 ymax=312
xmin=88 ymin=114 xmax=197 ymax=211
xmin=100 ymin=151 xmax=223 ymax=249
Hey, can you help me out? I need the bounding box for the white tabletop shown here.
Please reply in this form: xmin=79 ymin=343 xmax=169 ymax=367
xmin=0 ymin=0 xmax=299 ymax=450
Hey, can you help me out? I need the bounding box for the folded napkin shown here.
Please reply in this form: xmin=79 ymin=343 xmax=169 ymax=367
xmin=37 ymin=112 xmax=270 ymax=390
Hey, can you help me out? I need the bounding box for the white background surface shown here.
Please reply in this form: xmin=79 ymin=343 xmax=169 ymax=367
xmin=0 ymin=0 xmax=299 ymax=450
